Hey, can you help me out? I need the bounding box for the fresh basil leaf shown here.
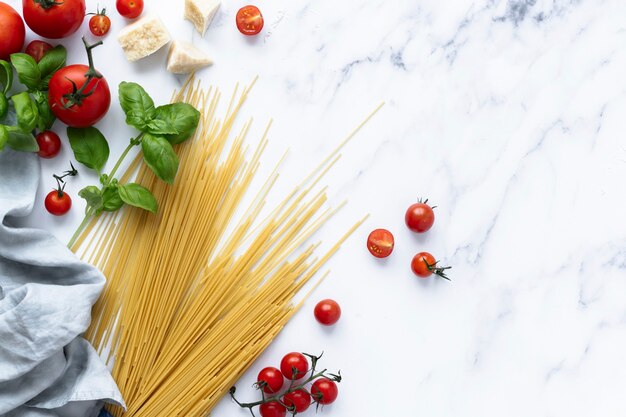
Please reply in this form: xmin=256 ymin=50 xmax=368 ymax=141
xmin=10 ymin=53 xmax=41 ymax=91
xmin=32 ymin=91 xmax=55 ymax=131
xmin=118 ymin=82 xmax=156 ymax=131
xmin=67 ymin=126 xmax=110 ymax=171
xmin=0 ymin=60 xmax=12 ymax=94
xmin=78 ymin=185 xmax=103 ymax=215
xmin=6 ymin=129 xmax=38 ymax=152
xmin=11 ymin=92 xmax=39 ymax=132
xmin=118 ymin=183 xmax=157 ymax=213
xmin=38 ymin=45 xmax=66 ymax=90
xmin=0 ymin=125 xmax=7 ymax=151
xmin=149 ymin=103 xmax=200 ymax=144
xmin=0 ymin=93 xmax=7 ymax=119
xmin=141 ymin=133 xmax=179 ymax=184
xmin=102 ymin=185 xmax=124 ymax=212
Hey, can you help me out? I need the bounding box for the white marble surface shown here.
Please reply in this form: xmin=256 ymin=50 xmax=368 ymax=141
xmin=7 ymin=0 xmax=626 ymax=415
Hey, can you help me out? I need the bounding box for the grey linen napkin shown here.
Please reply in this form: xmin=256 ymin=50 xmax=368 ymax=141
xmin=0 ymin=149 xmax=124 ymax=417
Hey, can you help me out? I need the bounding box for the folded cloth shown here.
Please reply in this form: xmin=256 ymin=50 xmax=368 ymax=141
xmin=0 ymin=149 xmax=124 ymax=417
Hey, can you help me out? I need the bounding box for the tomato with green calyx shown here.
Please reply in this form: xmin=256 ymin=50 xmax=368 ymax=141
xmin=405 ymin=199 xmax=435 ymax=233
xmin=311 ymin=377 xmax=338 ymax=405
xmin=411 ymin=252 xmax=451 ymax=280
xmin=45 ymin=189 xmax=71 ymax=215
xmin=280 ymin=352 xmax=309 ymax=381
xmin=22 ymin=0 xmax=85 ymax=39
xmin=282 ymin=389 xmax=311 ymax=413
xmin=256 ymin=367 xmax=283 ymax=394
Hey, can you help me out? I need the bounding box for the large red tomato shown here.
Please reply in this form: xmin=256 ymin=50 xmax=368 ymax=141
xmin=0 ymin=2 xmax=25 ymax=60
xmin=22 ymin=0 xmax=85 ymax=39
xmin=48 ymin=64 xmax=111 ymax=128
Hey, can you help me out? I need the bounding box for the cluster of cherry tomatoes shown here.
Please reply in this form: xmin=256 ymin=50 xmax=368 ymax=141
xmin=367 ymin=199 xmax=451 ymax=280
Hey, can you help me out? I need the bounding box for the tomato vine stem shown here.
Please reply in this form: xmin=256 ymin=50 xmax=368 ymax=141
xmin=61 ymin=37 xmax=103 ymax=109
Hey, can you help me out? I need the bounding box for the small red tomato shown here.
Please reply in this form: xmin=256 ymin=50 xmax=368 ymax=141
xmin=280 ymin=352 xmax=309 ymax=381
xmin=36 ymin=131 xmax=61 ymax=158
xmin=282 ymin=389 xmax=311 ymax=413
xmin=367 ymin=228 xmax=394 ymax=258
xmin=116 ymin=0 xmax=143 ymax=19
xmin=0 ymin=1 xmax=25 ymax=60
xmin=236 ymin=5 xmax=264 ymax=36
xmin=257 ymin=367 xmax=284 ymax=394
xmin=311 ymin=378 xmax=338 ymax=405
xmin=45 ymin=190 xmax=71 ymax=215
xmin=259 ymin=401 xmax=286 ymax=417
xmin=25 ymin=40 xmax=53 ymax=63
xmin=405 ymin=199 xmax=436 ymax=233
xmin=314 ymin=299 xmax=341 ymax=326
xmin=411 ymin=252 xmax=451 ymax=280
xmin=89 ymin=11 xmax=111 ymax=36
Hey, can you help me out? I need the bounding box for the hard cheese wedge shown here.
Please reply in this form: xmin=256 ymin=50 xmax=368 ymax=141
xmin=167 ymin=40 xmax=212 ymax=74
xmin=118 ymin=13 xmax=171 ymax=62
xmin=185 ymin=0 xmax=221 ymax=36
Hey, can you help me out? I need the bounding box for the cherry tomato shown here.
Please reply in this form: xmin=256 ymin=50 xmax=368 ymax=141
xmin=36 ymin=131 xmax=61 ymax=158
xmin=257 ymin=367 xmax=284 ymax=394
xmin=0 ymin=2 xmax=25 ymax=60
xmin=411 ymin=252 xmax=451 ymax=280
xmin=89 ymin=11 xmax=111 ymax=36
xmin=259 ymin=401 xmax=286 ymax=417
xmin=48 ymin=64 xmax=111 ymax=128
xmin=405 ymin=200 xmax=435 ymax=233
xmin=314 ymin=299 xmax=341 ymax=326
xmin=116 ymin=0 xmax=143 ymax=19
xmin=25 ymin=40 xmax=53 ymax=63
xmin=22 ymin=0 xmax=85 ymax=39
xmin=367 ymin=228 xmax=394 ymax=258
xmin=280 ymin=352 xmax=309 ymax=381
xmin=282 ymin=389 xmax=311 ymax=413
xmin=236 ymin=5 xmax=264 ymax=36
xmin=45 ymin=190 xmax=71 ymax=216
xmin=311 ymin=378 xmax=338 ymax=405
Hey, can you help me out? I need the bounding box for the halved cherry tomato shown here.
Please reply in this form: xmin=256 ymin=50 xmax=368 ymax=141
xmin=367 ymin=228 xmax=394 ymax=258
xmin=116 ymin=0 xmax=143 ymax=19
xmin=89 ymin=10 xmax=111 ymax=36
xmin=36 ymin=130 xmax=61 ymax=158
xmin=236 ymin=5 xmax=264 ymax=36
xmin=45 ymin=190 xmax=71 ymax=215
xmin=25 ymin=40 xmax=53 ymax=63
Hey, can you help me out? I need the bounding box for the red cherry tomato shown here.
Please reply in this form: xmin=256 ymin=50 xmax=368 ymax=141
xmin=280 ymin=352 xmax=309 ymax=381
xmin=48 ymin=64 xmax=111 ymax=128
xmin=236 ymin=5 xmax=264 ymax=36
xmin=116 ymin=0 xmax=143 ymax=19
xmin=282 ymin=389 xmax=311 ymax=413
xmin=411 ymin=252 xmax=451 ymax=280
xmin=314 ymin=299 xmax=341 ymax=326
xmin=367 ymin=228 xmax=394 ymax=258
xmin=257 ymin=367 xmax=284 ymax=394
xmin=0 ymin=2 xmax=26 ymax=60
xmin=45 ymin=190 xmax=71 ymax=216
xmin=89 ymin=12 xmax=111 ymax=36
xmin=405 ymin=200 xmax=435 ymax=233
xmin=311 ymin=378 xmax=338 ymax=405
xmin=25 ymin=40 xmax=53 ymax=63
xmin=259 ymin=401 xmax=286 ymax=417
xmin=36 ymin=131 xmax=61 ymax=158
xmin=22 ymin=0 xmax=85 ymax=39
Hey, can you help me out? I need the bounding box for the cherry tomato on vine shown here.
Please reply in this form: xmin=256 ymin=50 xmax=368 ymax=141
xmin=25 ymin=40 xmax=53 ymax=63
xmin=22 ymin=0 xmax=85 ymax=39
xmin=45 ymin=190 xmax=71 ymax=216
xmin=405 ymin=199 xmax=435 ymax=233
xmin=257 ymin=367 xmax=284 ymax=394
xmin=311 ymin=378 xmax=338 ymax=405
xmin=0 ymin=2 xmax=25 ymax=60
xmin=282 ymin=389 xmax=311 ymax=413
xmin=116 ymin=0 xmax=143 ymax=19
xmin=280 ymin=352 xmax=309 ymax=381
xmin=36 ymin=131 xmax=61 ymax=158
xmin=314 ymin=299 xmax=341 ymax=326
xmin=89 ymin=9 xmax=111 ymax=36
xmin=259 ymin=401 xmax=286 ymax=417
xmin=236 ymin=5 xmax=264 ymax=36
xmin=411 ymin=252 xmax=451 ymax=280
xmin=367 ymin=228 xmax=394 ymax=258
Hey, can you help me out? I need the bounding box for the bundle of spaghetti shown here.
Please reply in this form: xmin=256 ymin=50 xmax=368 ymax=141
xmin=74 ymin=78 xmax=381 ymax=417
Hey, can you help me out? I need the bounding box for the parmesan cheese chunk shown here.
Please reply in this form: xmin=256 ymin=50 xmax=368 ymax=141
xmin=167 ymin=40 xmax=212 ymax=74
xmin=117 ymin=14 xmax=171 ymax=62
xmin=185 ymin=0 xmax=220 ymax=36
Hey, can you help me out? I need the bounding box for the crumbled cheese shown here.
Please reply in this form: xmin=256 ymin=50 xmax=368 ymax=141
xmin=185 ymin=0 xmax=221 ymax=36
xmin=117 ymin=13 xmax=171 ymax=62
xmin=167 ymin=40 xmax=212 ymax=74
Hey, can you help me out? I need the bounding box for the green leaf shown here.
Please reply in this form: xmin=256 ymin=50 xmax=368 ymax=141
xmin=118 ymin=82 xmax=156 ymax=131
xmin=6 ymin=129 xmax=38 ymax=152
xmin=32 ymin=91 xmax=55 ymax=131
xmin=78 ymin=185 xmax=103 ymax=215
xmin=10 ymin=53 xmax=41 ymax=91
xmin=0 ymin=93 xmax=7 ymax=119
xmin=118 ymin=183 xmax=157 ymax=213
xmin=67 ymin=126 xmax=110 ymax=171
xmin=11 ymin=92 xmax=39 ymax=132
xmin=0 ymin=125 xmax=7 ymax=151
xmin=38 ymin=45 xmax=66 ymax=90
xmin=149 ymin=103 xmax=200 ymax=144
xmin=0 ymin=60 xmax=12 ymax=94
xmin=102 ymin=185 xmax=124 ymax=212
xmin=141 ymin=133 xmax=179 ymax=184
